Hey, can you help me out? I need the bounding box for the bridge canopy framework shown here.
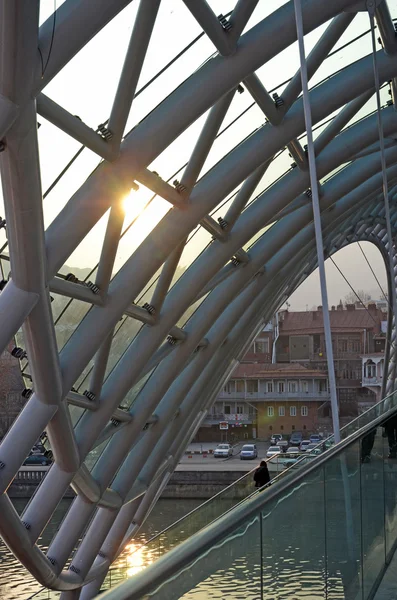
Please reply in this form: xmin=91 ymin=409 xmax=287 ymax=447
xmin=0 ymin=0 xmax=397 ymax=596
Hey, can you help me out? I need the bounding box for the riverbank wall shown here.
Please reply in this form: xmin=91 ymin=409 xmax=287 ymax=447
xmin=161 ymin=470 xmax=254 ymax=499
xmin=9 ymin=467 xmax=253 ymax=500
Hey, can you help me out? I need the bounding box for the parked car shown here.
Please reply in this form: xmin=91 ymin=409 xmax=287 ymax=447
xmin=284 ymin=454 xmax=315 ymax=469
xmin=305 ymin=443 xmax=320 ymax=452
xmin=23 ymin=454 xmax=51 ymax=466
xmin=309 ymin=434 xmax=322 ymax=444
xmin=289 ymin=432 xmax=303 ymax=446
xmin=240 ymin=444 xmax=258 ymax=460
xmin=266 ymin=446 xmax=282 ymax=459
xmin=270 ymin=433 xmax=283 ymax=445
xmin=214 ymin=444 xmax=233 ymax=458
xmin=300 ymin=440 xmax=311 ymax=452
xmin=277 ymin=440 xmax=289 ymax=452
xmin=309 ymin=448 xmax=322 ymax=456
xmin=286 ymin=446 xmax=300 ymax=454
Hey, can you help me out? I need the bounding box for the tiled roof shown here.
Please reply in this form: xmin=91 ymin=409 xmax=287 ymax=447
xmin=279 ymin=308 xmax=383 ymax=335
xmin=231 ymin=362 xmax=327 ymax=379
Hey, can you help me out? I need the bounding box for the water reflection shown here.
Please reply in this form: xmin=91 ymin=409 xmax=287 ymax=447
xmin=125 ymin=542 xmax=154 ymax=578
xmin=0 ymin=499 xmax=202 ymax=598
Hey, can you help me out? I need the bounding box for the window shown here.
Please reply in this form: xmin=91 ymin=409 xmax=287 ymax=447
xmin=338 ymin=339 xmax=348 ymax=353
xmin=366 ymin=361 xmax=376 ymax=378
xmin=290 ymin=406 xmax=297 ymax=417
xmin=301 ymin=380 xmax=309 ymax=393
xmin=224 ymin=405 xmax=231 ymax=414
xmin=236 ymin=405 xmax=244 ymax=414
xmin=319 ymin=380 xmax=327 ymax=392
xmin=278 ymin=381 xmax=285 ymax=393
xmin=301 ymin=406 xmax=308 ymax=416
xmin=269 ymin=425 xmax=273 ymax=431
xmin=303 ymin=425 xmax=306 ymax=430
xmin=224 ymin=381 xmax=234 ymax=393
xmin=236 ymin=380 xmax=245 ymax=392
xmin=288 ymin=381 xmax=297 ymax=392
xmin=278 ymin=406 xmax=285 ymax=416
xmin=255 ymin=339 xmax=269 ymax=354
xmin=351 ymin=340 xmax=361 ymax=353
xmin=267 ymin=406 xmax=274 ymax=417
xmin=266 ymin=382 xmax=273 ymax=393
xmin=291 ymin=425 xmax=295 ymax=430
xmin=247 ymin=380 xmax=258 ymax=393
xmin=280 ymin=425 xmax=284 ymax=430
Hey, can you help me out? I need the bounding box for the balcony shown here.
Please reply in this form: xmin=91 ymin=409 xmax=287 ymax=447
xmin=203 ymin=413 xmax=255 ymax=425
xmin=362 ymin=376 xmax=382 ymax=386
xmin=218 ymin=391 xmax=330 ymax=401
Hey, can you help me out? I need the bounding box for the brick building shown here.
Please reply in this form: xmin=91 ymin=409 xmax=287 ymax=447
xmin=276 ymin=302 xmax=386 ymax=416
xmin=195 ymin=303 xmax=387 ymax=442
xmin=224 ymin=362 xmax=329 ymax=439
xmin=0 ymin=342 xmax=25 ymax=439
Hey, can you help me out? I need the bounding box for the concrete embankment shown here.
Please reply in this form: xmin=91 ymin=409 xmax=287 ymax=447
xmin=9 ymin=466 xmax=255 ymax=499
xmin=162 ymin=470 xmax=255 ymax=499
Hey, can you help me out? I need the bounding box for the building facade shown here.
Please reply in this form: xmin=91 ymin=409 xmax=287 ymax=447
xmin=275 ymin=302 xmax=386 ymax=418
xmin=0 ymin=342 xmax=25 ymax=439
xmin=197 ymin=303 xmax=387 ymax=441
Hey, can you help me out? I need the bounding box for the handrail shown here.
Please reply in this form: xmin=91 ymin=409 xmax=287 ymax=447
xmin=131 ymin=467 xmax=257 ymax=548
xmin=114 ymin=389 xmax=392 ymax=562
xmin=100 ymin=396 xmax=397 ymax=600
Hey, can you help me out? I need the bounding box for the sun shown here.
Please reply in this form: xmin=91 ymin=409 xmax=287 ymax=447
xmin=119 ymin=185 xmax=172 ymax=255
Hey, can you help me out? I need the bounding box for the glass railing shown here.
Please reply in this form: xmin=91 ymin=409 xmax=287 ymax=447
xmin=106 ymin=391 xmax=397 ymax=577
xmin=27 ymin=392 xmax=397 ymax=599
xmin=101 ymin=396 xmax=397 ymax=600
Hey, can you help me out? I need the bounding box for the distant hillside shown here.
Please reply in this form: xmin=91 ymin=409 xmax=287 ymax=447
xmin=58 ymin=264 xmax=93 ymax=281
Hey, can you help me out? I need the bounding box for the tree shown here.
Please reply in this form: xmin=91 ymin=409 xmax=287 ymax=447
xmin=344 ymin=290 xmax=372 ymax=305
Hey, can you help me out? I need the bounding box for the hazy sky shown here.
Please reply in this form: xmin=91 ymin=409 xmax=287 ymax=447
xmin=0 ymin=2 xmax=394 ymax=309
xmin=288 ymin=241 xmax=387 ymax=311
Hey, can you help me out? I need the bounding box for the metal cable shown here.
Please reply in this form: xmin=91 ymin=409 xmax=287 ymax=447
xmin=294 ymin=0 xmax=340 ymax=441
xmin=357 ymin=240 xmax=390 ymax=307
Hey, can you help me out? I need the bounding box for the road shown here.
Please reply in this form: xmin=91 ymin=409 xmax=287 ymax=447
xmin=176 ymin=441 xmax=270 ymax=471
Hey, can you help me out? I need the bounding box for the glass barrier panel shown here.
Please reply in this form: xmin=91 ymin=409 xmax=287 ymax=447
xmin=149 ymin=514 xmax=262 ymax=599
xmin=143 ymin=470 xmax=255 ymax=559
xmin=324 ymin=438 xmax=362 ymax=600
xmin=261 ymin=467 xmax=326 ymax=600
xmin=361 ymin=426 xmax=386 ymax=599
xmin=383 ymin=414 xmax=397 ymax=558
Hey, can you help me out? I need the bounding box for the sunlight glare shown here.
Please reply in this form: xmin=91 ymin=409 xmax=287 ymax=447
xmin=125 ymin=541 xmax=154 ymax=577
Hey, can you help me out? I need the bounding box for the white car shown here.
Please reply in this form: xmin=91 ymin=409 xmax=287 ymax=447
xmin=286 ymin=446 xmax=300 ymax=454
xmin=214 ymin=443 xmax=233 ymax=458
xmin=300 ymin=440 xmax=311 ymax=452
xmin=266 ymin=446 xmax=282 ymax=458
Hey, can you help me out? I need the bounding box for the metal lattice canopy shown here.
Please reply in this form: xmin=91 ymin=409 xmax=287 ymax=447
xmin=1 ymin=0 xmax=397 ymax=597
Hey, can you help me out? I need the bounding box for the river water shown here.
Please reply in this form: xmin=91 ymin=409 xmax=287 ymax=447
xmin=0 ymin=498 xmax=202 ymax=600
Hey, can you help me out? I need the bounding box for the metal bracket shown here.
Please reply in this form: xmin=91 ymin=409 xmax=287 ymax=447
xmin=97 ymin=123 xmax=113 ymax=141
xmin=218 ymin=14 xmax=232 ymax=32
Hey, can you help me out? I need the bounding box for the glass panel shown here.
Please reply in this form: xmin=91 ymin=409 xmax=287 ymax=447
xmin=149 ymin=515 xmax=262 ymax=599
xmin=325 ymin=439 xmax=362 ymax=600
xmin=54 ymin=298 xmax=92 ymax=352
xmin=143 ymin=470 xmax=255 ymax=560
xmin=383 ymin=414 xmax=397 ymax=558
xmin=361 ymin=426 xmax=385 ymax=598
xmin=261 ymin=468 xmax=326 ymax=599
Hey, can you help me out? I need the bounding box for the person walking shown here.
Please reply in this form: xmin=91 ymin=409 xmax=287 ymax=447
xmin=254 ymin=460 xmax=271 ymax=491
xmin=385 ymin=414 xmax=397 ymax=458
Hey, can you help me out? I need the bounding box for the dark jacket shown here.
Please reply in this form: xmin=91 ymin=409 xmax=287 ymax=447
xmin=254 ymin=464 xmax=271 ymax=488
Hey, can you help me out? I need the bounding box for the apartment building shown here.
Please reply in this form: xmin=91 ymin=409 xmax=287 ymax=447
xmin=0 ymin=342 xmax=25 ymax=439
xmin=276 ymin=302 xmax=386 ymax=415
xmin=195 ymin=303 xmax=387 ymax=442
